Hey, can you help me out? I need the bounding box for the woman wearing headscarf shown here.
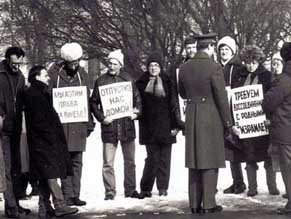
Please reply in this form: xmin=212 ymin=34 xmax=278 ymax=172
xmin=136 ymin=51 xmax=184 ymax=198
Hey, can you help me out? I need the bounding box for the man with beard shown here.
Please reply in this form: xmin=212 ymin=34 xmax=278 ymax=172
xmin=0 ymin=47 xmax=31 ymax=218
xmin=48 ymin=42 xmax=95 ymax=206
xmin=90 ymin=49 xmax=141 ymax=200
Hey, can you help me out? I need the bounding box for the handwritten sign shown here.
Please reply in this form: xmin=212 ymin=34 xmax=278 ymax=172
xmin=231 ymin=84 xmax=268 ymax=139
xmin=53 ymin=86 xmax=88 ymax=123
xmin=98 ymin=82 xmax=133 ymax=120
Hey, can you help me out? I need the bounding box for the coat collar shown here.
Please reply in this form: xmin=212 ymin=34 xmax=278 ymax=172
xmin=194 ymin=51 xmax=211 ymax=60
xmin=31 ymin=80 xmax=49 ymax=93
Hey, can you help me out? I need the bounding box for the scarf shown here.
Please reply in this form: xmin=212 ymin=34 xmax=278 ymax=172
xmin=244 ymin=73 xmax=258 ymax=86
xmin=145 ymin=75 xmax=166 ymax=97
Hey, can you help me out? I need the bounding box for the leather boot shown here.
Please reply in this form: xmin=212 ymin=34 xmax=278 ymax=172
xmin=246 ymin=164 xmax=258 ymax=196
xmin=265 ymin=164 xmax=280 ymax=195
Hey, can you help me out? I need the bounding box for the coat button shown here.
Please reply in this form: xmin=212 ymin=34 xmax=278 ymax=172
xmin=202 ymin=98 xmax=206 ymax=102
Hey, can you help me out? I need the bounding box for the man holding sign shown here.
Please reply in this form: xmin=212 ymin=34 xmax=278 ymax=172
xmin=90 ymin=49 xmax=142 ymax=200
xmin=49 ymin=42 xmax=95 ymax=206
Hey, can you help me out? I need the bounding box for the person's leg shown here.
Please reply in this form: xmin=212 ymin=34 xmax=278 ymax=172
xmin=202 ymin=169 xmax=220 ymax=210
xmin=38 ymin=179 xmax=54 ymax=218
xmin=71 ymin=152 xmax=85 ymax=205
xmin=2 ymin=135 xmax=19 ymax=217
xmin=246 ymin=162 xmax=258 ymax=196
xmin=188 ymin=169 xmax=202 ymax=212
xmin=121 ymin=140 xmax=137 ymax=197
xmin=61 ymin=152 xmax=74 ymax=203
xmin=264 ymin=159 xmax=279 ymax=195
xmin=140 ymin=144 xmax=159 ymax=196
xmin=224 ymin=162 xmax=246 ymax=194
xmin=156 ymin=143 xmax=172 ymax=196
xmin=103 ymin=143 xmax=117 ymax=199
xmin=278 ymin=144 xmax=291 ymax=211
xmin=47 ymin=178 xmax=78 ymax=217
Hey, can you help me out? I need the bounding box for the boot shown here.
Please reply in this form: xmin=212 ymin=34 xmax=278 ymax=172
xmin=234 ymin=182 xmax=246 ymax=194
xmin=246 ymin=164 xmax=258 ymax=197
xmin=54 ymin=206 xmax=78 ymax=217
xmin=265 ymin=163 xmax=280 ymax=195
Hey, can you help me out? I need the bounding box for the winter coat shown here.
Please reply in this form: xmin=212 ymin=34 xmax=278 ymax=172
xmin=178 ymin=51 xmax=232 ymax=169
xmin=221 ymin=55 xmax=247 ymax=162
xmin=136 ymin=71 xmax=183 ymax=145
xmin=0 ymin=60 xmax=25 ymax=178
xmin=48 ymin=61 xmax=95 ymax=152
xmin=262 ymin=60 xmax=291 ymax=145
xmin=0 ymin=60 xmax=25 ymax=135
xmin=23 ymin=80 xmax=73 ymax=180
xmin=0 ymin=138 xmax=6 ymax=192
xmin=90 ymin=70 xmax=142 ymax=144
xmin=233 ymin=64 xmax=272 ymax=162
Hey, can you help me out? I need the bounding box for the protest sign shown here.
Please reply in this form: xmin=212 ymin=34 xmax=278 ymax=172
xmin=98 ymin=81 xmax=133 ymax=120
xmin=176 ymin=68 xmax=186 ymax=122
xmin=53 ymin=86 xmax=88 ymax=123
xmin=231 ymin=84 xmax=269 ymax=139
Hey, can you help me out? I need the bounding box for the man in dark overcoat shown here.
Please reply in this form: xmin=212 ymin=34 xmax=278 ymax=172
xmin=0 ymin=47 xmax=31 ymax=218
xmin=178 ymin=33 xmax=233 ymax=214
xmin=48 ymin=42 xmax=95 ymax=206
xmin=23 ymin=65 xmax=78 ymax=218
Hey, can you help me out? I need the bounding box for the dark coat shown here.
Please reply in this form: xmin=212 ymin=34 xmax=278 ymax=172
xmin=262 ymin=61 xmax=291 ymax=145
xmin=23 ymin=80 xmax=73 ymax=180
xmin=233 ymin=64 xmax=272 ymax=162
xmin=0 ymin=60 xmax=25 ymax=135
xmin=48 ymin=61 xmax=95 ymax=152
xmin=221 ymin=55 xmax=247 ymax=162
xmin=0 ymin=60 xmax=25 ymax=177
xmin=178 ymin=51 xmax=232 ymax=169
xmin=136 ymin=71 xmax=183 ymax=145
xmin=90 ymin=70 xmax=142 ymax=144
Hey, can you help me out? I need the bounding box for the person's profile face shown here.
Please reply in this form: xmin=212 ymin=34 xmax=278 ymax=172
xmin=36 ymin=69 xmax=50 ymax=85
xmin=185 ymin=43 xmax=197 ymax=59
xmin=271 ymin=59 xmax=283 ymax=75
xmin=9 ymin=55 xmax=23 ymax=72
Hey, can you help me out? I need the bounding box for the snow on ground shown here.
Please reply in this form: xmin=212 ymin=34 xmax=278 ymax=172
xmin=1 ymin=122 xmax=288 ymax=215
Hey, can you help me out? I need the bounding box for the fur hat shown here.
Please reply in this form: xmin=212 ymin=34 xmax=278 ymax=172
xmin=280 ymin=42 xmax=291 ymax=62
xmin=217 ymin=36 xmax=237 ymax=54
xmin=108 ymin=49 xmax=124 ymax=66
xmin=146 ymin=51 xmax=163 ymax=69
xmin=60 ymin=42 xmax=83 ymax=62
xmin=240 ymin=45 xmax=265 ymax=63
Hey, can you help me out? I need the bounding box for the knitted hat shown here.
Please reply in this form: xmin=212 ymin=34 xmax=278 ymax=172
xmin=217 ymin=36 xmax=237 ymax=54
xmin=108 ymin=49 xmax=124 ymax=66
xmin=272 ymin=52 xmax=283 ymax=62
xmin=146 ymin=51 xmax=163 ymax=69
xmin=60 ymin=42 xmax=83 ymax=62
xmin=280 ymin=42 xmax=291 ymax=62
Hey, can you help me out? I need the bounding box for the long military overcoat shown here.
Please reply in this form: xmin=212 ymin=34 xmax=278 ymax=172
xmin=178 ymin=51 xmax=232 ymax=169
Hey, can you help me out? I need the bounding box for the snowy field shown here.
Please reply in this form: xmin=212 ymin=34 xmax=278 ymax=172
xmin=0 ymin=122 xmax=288 ymax=216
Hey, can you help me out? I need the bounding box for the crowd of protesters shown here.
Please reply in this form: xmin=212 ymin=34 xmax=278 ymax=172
xmin=0 ymin=32 xmax=290 ymax=218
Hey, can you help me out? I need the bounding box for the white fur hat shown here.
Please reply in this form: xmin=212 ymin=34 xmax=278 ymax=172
xmin=272 ymin=52 xmax=283 ymax=62
xmin=108 ymin=49 xmax=124 ymax=66
xmin=60 ymin=42 xmax=83 ymax=62
xmin=217 ymin=36 xmax=237 ymax=55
